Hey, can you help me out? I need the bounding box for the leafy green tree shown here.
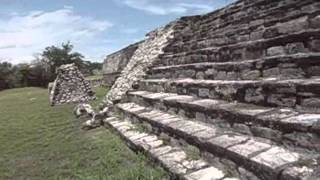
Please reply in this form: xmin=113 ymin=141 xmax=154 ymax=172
xmin=41 ymin=42 xmax=85 ymax=77
xmin=0 ymin=42 xmax=103 ymax=90
xmin=15 ymin=64 xmax=31 ymax=87
xmin=0 ymin=62 xmax=14 ymax=89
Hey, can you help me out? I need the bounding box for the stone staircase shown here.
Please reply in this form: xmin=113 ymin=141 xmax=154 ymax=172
xmin=102 ymin=0 xmax=320 ymax=179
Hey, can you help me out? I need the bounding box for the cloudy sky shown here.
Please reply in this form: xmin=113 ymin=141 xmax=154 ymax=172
xmin=0 ymin=0 xmax=235 ymax=64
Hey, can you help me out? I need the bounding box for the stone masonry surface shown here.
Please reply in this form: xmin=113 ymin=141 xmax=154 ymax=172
xmin=100 ymin=0 xmax=320 ymax=179
xmin=103 ymin=41 xmax=143 ymax=87
xmin=102 ymin=23 xmax=175 ymax=106
xmin=49 ymin=64 xmax=95 ymax=105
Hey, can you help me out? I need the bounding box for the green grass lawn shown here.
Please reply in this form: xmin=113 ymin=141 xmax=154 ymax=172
xmin=0 ymin=87 xmax=168 ymax=180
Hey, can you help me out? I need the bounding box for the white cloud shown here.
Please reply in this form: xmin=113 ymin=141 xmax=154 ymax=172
xmin=120 ymin=0 xmax=216 ymax=15
xmin=121 ymin=28 xmax=140 ymax=34
xmin=0 ymin=7 xmax=113 ymax=64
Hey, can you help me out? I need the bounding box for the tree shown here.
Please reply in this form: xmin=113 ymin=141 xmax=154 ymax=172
xmin=41 ymin=42 xmax=85 ymax=78
xmin=0 ymin=62 xmax=14 ymax=90
xmin=0 ymin=42 xmax=103 ymax=90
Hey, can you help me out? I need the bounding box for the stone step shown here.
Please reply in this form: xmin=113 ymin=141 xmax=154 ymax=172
xmin=116 ymin=102 xmax=320 ymax=180
xmin=159 ymin=29 xmax=320 ymax=66
xmin=138 ymin=78 xmax=320 ymax=109
xmin=103 ymin=117 xmax=241 ymax=180
xmin=127 ymin=91 xmax=320 ymax=151
xmin=178 ymin=0 xmax=317 ymax=42
xmin=197 ymin=0 xmax=317 ymax=30
xmin=149 ymin=53 xmax=320 ymax=80
xmin=177 ymin=6 xmax=320 ymax=51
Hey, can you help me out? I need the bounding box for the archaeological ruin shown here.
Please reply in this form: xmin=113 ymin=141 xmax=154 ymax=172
xmin=49 ymin=64 xmax=96 ymax=105
xmin=82 ymin=0 xmax=320 ymax=179
xmin=102 ymin=41 xmax=143 ymax=87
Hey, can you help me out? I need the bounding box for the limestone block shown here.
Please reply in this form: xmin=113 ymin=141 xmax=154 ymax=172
xmin=241 ymin=70 xmax=261 ymax=80
xmin=228 ymin=139 xmax=271 ymax=158
xmin=205 ymin=68 xmax=218 ymax=78
xmin=233 ymin=123 xmax=252 ymax=135
xmin=185 ymin=167 xmax=225 ymax=180
xmin=280 ymin=159 xmax=320 ymax=180
xmin=251 ymin=147 xmax=300 ymax=169
xmin=263 ymin=67 xmax=280 ymax=77
xmin=244 ymin=88 xmax=264 ymax=104
xmin=277 ymin=16 xmax=309 ymax=34
xmin=196 ymin=72 xmax=205 ymax=79
xmin=267 ymin=94 xmax=296 ymax=107
xmin=283 ymin=132 xmax=320 ymax=150
xmin=310 ymin=15 xmax=320 ymax=29
xmin=280 ymin=114 xmax=320 ymax=132
xmin=198 ymin=88 xmax=210 ymax=98
xmin=309 ymin=39 xmax=320 ymax=52
xmin=307 ymin=66 xmax=320 ymax=77
xmin=208 ymin=134 xmax=249 ymax=149
xmin=226 ymin=72 xmax=238 ymax=80
xmin=285 ymin=42 xmax=306 ymax=54
xmin=301 ymin=98 xmax=320 ymax=108
xmin=267 ymin=46 xmax=285 ymax=56
xmin=179 ymin=70 xmax=196 ymax=78
xmin=250 ymin=30 xmax=264 ymax=41
xmin=251 ymin=126 xmax=282 ymax=142
xmin=216 ymin=71 xmax=227 ymax=79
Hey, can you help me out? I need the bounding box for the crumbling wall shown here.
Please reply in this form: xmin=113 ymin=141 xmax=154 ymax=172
xmin=102 ymin=23 xmax=179 ymax=106
xmin=49 ymin=64 xmax=96 ymax=105
xmin=103 ymin=41 xmax=143 ymax=87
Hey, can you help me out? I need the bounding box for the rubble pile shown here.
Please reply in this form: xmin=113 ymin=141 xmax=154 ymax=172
xmin=49 ymin=64 xmax=96 ymax=105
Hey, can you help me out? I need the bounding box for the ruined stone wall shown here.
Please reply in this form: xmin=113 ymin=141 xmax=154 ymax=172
xmin=103 ymin=0 xmax=320 ymax=109
xmin=100 ymin=1 xmax=320 ymax=179
xmin=103 ymin=41 xmax=143 ymax=86
xmin=101 ymin=22 xmax=187 ymax=106
xmin=146 ymin=0 xmax=320 ymax=110
xmin=49 ymin=64 xmax=96 ymax=105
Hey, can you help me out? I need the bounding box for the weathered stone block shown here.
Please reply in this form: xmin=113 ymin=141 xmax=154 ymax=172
xmin=233 ymin=123 xmax=251 ymax=135
xmin=179 ymin=70 xmax=196 ymax=78
xmin=245 ymin=88 xmax=265 ymax=104
xmin=301 ymin=98 xmax=320 ymax=108
xmin=267 ymin=46 xmax=285 ymax=56
xmin=251 ymin=147 xmax=300 ymax=169
xmin=216 ymin=71 xmax=227 ymax=79
xmin=283 ymin=132 xmax=320 ymax=150
xmin=196 ymin=72 xmax=205 ymax=79
xmin=226 ymin=72 xmax=238 ymax=80
xmin=280 ymin=114 xmax=320 ymax=132
xmin=267 ymin=94 xmax=296 ymax=107
xmin=185 ymin=167 xmax=225 ymax=180
xmin=228 ymin=139 xmax=271 ymax=158
xmin=250 ymin=30 xmax=264 ymax=41
xmin=263 ymin=67 xmax=280 ymax=77
xmin=309 ymin=39 xmax=320 ymax=52
xmin=285 ymin=42 xmax=306 ymax=54
xmin=280 ymin=68 xmax=305 ymax=79
xmin=277 ymin=16 xmax=309 ymax=34
xmin=263 ymin=27 xmax=279 ymax=38
xmin=205 ymin=68 xmax=218 ymax=78
xmin=241 ymin=70 xmax=261 ymax=80
xmin=310 ymin=15 xmax=320 ymax=29
xmin=251 ymin=126 xmax=282 ymax=142
xmin=307 ymin=66 xmax=320 ymax=77
xmin=198 ymin=88 xmax=210 ymax=98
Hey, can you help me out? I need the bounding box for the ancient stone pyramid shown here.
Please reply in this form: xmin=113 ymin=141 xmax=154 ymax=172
xmin=49 ymin=63 xmax=96 ymax=105
xmin=100 ymin=0 xmax=320 ymax=179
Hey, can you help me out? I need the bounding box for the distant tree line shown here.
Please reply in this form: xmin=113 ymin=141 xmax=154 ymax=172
xmin=0 ymin=42 xmax=102 ymax=90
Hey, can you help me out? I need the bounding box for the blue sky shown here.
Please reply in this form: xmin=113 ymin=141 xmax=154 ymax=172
xmin=0 ymin=0 xmax=235 ymax=64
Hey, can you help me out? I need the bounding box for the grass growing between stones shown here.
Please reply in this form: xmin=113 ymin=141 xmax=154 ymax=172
xmin=0 ymin=87 xmax=168 ymax=180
